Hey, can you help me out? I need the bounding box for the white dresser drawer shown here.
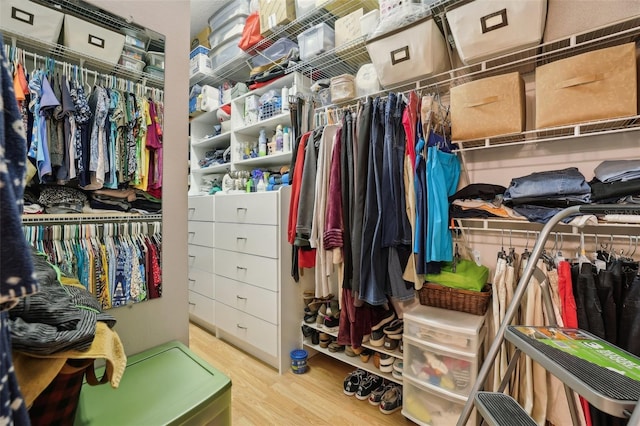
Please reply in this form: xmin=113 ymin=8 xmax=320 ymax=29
xmin=215 ymin=223 xmax=278 ymax=258
xmin=215 ymin=301 xmax=278 ymax=357
xmin=189 ymin=290 xmax=215 ymax=326
xmin=188 ymin=244 xmax=214 ymax=274
xmin=215 ymin=192 xmax=278 ymax=225
xmin=188 ymin=268 xmax=215 ymax=299
xmin=215 ymin=275 xmax=278 ymax=324
xmin=188 ymin=221 xmax=215 ymax=248
xmin=188 ymin=195 xmax=215 ymax=221
xmin=214 ymin=249 xmax=278 ymax=292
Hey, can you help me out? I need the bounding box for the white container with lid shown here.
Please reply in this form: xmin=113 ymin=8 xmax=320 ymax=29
xmin=403 ymin=304 xmax=486 ymax=352
xmin=207 ymin=15 xmax=249 ymax=50
xmin=208 ymin=0 xmax=251 ymax=32
xmin=297 ymin=22 xmax=335 ymax=61
xmin=330 ymin=74 xmax=356 ymax=104
xmin=355 ymin=63 xmax=380 ymax=97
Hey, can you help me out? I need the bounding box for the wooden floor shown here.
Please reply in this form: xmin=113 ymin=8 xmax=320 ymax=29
xmin=188 ymin=322 xmax=414 ymax=426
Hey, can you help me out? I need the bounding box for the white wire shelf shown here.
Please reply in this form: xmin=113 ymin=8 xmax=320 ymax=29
xmin=192 ymin=163 xmax=230 ymax=175
xmin=191 ymin=132 xmax=231 ymax=150
xmin=233 ymin=152 xmax=293 ymax=169
xmin=453 ymin=115 xmax=640 ymax=152
xmin=22 ymin=213 xmax=162 ymax=224
xmin=2 ymin=29 xmax=164 ymax=89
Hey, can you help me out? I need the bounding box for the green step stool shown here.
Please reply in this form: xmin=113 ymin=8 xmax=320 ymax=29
xmin=74 ymin=341 xmax=231 ymax=425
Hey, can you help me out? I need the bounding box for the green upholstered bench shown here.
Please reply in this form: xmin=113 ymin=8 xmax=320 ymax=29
xmin=74 ymin=341 xmax=231 ymax=425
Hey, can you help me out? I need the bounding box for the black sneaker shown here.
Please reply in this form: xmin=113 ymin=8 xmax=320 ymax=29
xmin=356 ymin=373 xmax=384 ymax=401
xmin=323 ymin=315 xmax=340 ymax=332
xmin=369 ymin=382 xmax=393 ymax=406
xmin=369 ymin=329 xmax=385 ymax=347
xmin=371 ymin=309 xmax=396 ymax=331
xmin=383 ymin=319 xmax=403 ymax=336
xmin=379 ymin=384 xmax=403 ymax=414
xmin=343 ymin=369 xmax=368 ymax=396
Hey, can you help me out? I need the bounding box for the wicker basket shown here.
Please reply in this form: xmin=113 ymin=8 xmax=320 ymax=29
xmin=418 ymin=282 xmax=492 ymax=316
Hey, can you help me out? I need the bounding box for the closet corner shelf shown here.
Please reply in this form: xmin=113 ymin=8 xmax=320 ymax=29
xmin=3 ymin=29 xmax=164 ymax=89
xmin=234 ymin=152 xmax=292 ymax=168
xmin=192 ymin=163 xmax=229 ymax=175
xmin=192 ymin=132 xmax=231 ymax=149
xmin=453 ymin=115 xmax=640 ymax=152
xmin=21 ymin=213 xmax=162 ymax=224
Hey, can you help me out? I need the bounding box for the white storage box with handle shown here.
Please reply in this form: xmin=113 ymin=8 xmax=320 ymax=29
xmin=62 ymin=14 xmax=125 ymax=65
xmin=365 ymin=15 xmax=449 ymax=88
xmin=445 ymin=0 xmax=547 ymax=65
xmin=0 ymin=0 xmax=64 ymax=44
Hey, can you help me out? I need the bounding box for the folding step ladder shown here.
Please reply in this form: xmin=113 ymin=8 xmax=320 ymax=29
xmin=457 ymin=205 xmax=640 ymax=426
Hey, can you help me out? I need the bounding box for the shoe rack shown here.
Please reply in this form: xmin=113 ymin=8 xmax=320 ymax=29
xmin=302 ymin=322 xmax=404 ymax=385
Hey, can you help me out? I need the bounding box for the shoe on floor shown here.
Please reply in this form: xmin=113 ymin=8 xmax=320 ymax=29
xmin=379 ymin=384 xmax=403 ymax=414
xmin=343 ymin=369 xmax=368 ymax=396
xmin=356 ymin=373 xmax=384 ymax=401
xmin=371 ymin=309 xmax=396 ymax=331
xmin=369 ymin=382 xmax=393 ymax=406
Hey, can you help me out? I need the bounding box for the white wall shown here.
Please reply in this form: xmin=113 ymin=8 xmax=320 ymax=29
xmin=87 ymin=0 xmax=190 ymax=355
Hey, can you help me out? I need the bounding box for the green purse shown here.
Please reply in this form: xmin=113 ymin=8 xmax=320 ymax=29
xmin=425 ymin=259 xmax=489 ymax=292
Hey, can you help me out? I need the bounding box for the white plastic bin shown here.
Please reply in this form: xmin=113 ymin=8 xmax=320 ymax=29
xmin=402 ymin=376 xmax=476 ymax=426
xmin=119 ymin=55 xmax=145 ymax=73
xmin=122 ymin=45 xmax=146 ymax=61
xmin=62 ymin=15 xmax=125 ymax=65
xmin=365 ymin=15 xmax=449 ymax=88
xmin=207 ymin=15 xmax=248 ymax=50
xmin=208 ymin=0 xmax=251 ymax=31
xmin=0 ymin=0 xmax=64 ymax=44
xmin=208 ymin=34 xmax=249 ymax=69
xmin=298 ymin=22 xmax=335 ymax=61
xmin=146 ymin=52 xmax=165 ymax=69
xmin=445 ymin=0 xmax=547 ymax=65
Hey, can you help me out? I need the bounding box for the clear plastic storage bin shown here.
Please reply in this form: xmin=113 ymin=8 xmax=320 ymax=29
xmin=404 ymin=335 xmax=480 ymax=398
xmin=207 ymin=15 xmax=248 ymax=50
xmin=403 ymin=305 xmax=485 ymax=352
xmin=251 ymin=38 xmax=298 ymax=67
xmin=402 ymin=376 xmax=476 ymax=426
xmin=122 ymin=45 xmax=146 ymax=61
xmin=208 ymin=0 xmax=251 ymax=32
xmin=298 ymin=22 xmax=335 ymax=61
xmin=209 ymin=34 xmax=249 ymax=69
xmin=146 ymin=52 xmax=165 ymax=69
xmin=119 ymin=55 xmax=145 ymax=73
xmin=295 ymin=0 xmax=316 ymax=17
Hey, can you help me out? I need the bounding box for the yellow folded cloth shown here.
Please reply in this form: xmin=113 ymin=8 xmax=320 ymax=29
xmin=13 ymin=321 xmax=127 ymax=407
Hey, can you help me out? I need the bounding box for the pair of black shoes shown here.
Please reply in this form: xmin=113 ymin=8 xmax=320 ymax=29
xmin=302 ymin=325 xmax=320 ymax=345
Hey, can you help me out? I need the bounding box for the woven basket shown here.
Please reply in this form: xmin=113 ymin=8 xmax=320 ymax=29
xmin=418 ymin=282 xmax=492 ymax=316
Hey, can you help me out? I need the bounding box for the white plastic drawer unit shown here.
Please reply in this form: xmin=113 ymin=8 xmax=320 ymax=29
xmin=62 ymin=14 xmax=126 ymax=65
xmin=215 ymin=275 xmax=278 ymax=324
xmin=0 ymin=0 xmax=64 ymax=44
xmin=189 ymin=290 xmax=215 ymax=326
xmin=215 ymin=301 xmax=278 ymax=357
xmin=403 ymin=305 xmax=486 ymax=352
xmin=188 ymin=221 xmax=215 ymax=248
xmin=215 ymin=192 xmax=278 ymax=225
xmin=403 ymin=335 xmax=481 ymax=398
xmin=214 ymin=249 xmax=278 ymax=292
xmin=214 ymin=223 xmax=278 ymax=258
xmin=188 ymin=244 xmax=215 ymax=274
xmin=188 ymin=268 xmax=215 ymax=299
xmin=188 ymin=195 xmax=216 ymax=221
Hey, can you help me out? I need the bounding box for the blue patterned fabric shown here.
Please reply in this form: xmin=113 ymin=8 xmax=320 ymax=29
xmin=1 ymin=33 xmax=39 ymax=426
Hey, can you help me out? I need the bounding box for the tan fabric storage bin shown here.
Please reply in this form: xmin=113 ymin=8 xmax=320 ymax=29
xmin=365 ymin=15 xmax=449 ymax=88
xmin=544 ymin=0 xmax=640 ymax=42
xmin=535 ymin=43 xmax=637 ymax=129
xmin=62 ymin=15 xmax=125 ymax=64
xmin=450 ymin=72 xmax=525 ymax=140
xmin=0 ymin=0 xmax=64 ymax=44
xmin=445 ymin=0 xmax=547 ymax=65
xmin=259 ymin=0 xmax=296 ymax=36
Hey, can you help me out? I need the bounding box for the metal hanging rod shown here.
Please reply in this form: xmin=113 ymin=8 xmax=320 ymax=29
xmin=21 ymin=214 xmax=162 ymax=225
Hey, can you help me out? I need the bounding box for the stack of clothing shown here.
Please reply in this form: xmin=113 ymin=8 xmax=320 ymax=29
xmin=198 ymin=148 xmax=229 ymax=169
xmin=88 ymin=188 xmax=136 ymax=212
xmin=503 ymin=167 xmax=592 ymax=223
xmin=449 ymin=183 xmax=523 ymax=219
xmin=267 ymin=171 xmax=290 ymax=191
xmin=130 ymin=189 xmax=162 ymax=213
xmin=590 ymin=159 xmax=640 ymax=203
xmin=37 ymin=185 xmax=87 ymax=214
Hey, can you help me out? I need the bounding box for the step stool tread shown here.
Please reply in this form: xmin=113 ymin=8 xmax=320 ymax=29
xmin=476 ymin=392 xmax=537 ymax=426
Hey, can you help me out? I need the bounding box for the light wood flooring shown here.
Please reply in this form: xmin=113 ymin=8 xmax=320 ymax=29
xmin=188 ymin=322 xmax=414 ymax=426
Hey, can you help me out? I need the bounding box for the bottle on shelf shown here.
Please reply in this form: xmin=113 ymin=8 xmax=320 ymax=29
xmin=275 ymin=124 xmax=284 ymax=152
xmin=258 ymin=128 xmax=267 ymax=157
xmin=257 ymin=177 xmax=266 ymax=192
xmin=283 ymin=126 xmax=291 ymax=152
xmin=281 ymin=86 xmax=289 ymax=112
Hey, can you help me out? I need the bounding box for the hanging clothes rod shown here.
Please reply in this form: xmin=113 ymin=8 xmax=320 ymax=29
xmin=21 ymin=214 xmax=162 ymax=224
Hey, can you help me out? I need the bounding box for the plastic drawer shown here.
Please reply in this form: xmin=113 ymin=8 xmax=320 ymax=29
xmin=403 ymin=375 xmax=477 ymax=426
xmin=146 ymin=52 xmax=165 ymax=69
xmin=122 ymin=45 xmax=146 ymax=61
xmin=403 ymin=335 xmax=481 ymax=398
xmin=404 ymin=304 xmax=485 ymax=352
xmin=208 ymin=15 xmax=248 ymax=50
xmin=118 ymin=55 xmax=145 ymax=72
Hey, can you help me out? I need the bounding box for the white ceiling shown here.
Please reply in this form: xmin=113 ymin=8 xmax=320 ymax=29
xmin=190 ymin=0 xmax=229 ymax=39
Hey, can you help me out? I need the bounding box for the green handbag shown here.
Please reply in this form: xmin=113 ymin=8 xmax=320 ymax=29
xmin=425 ymin=259 xmax=489 ymax=292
